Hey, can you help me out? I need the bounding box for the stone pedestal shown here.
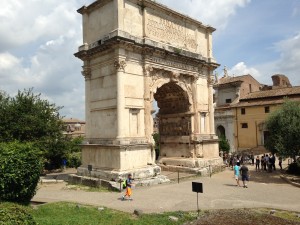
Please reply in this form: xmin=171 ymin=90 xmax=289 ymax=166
xmin=78 ymin=143 xmax=159 ymax=180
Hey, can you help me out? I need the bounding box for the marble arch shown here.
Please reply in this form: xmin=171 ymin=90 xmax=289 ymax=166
xmin=75 ymin=0 xmax=223 ymax=180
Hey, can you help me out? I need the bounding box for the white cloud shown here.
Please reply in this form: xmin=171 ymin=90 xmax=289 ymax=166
xmin=0 ymin=52 xmax=21 ymax=71
xmin=274 ymin=33 xmax=300 ymax=77
xmin=228 ymin=62 xmax=261 ymax=78
xmin=0 ymin=0 xmax=88 ymax=119
xmin=158 ymin=0 xmax=251 ymax=29
xmin=0 ymin=0 xmax=82 ymax=51
xmin=252 ymin=32 xmax=300 ymax=85
xmin=225 ymin=33 xmax=300 ymax=86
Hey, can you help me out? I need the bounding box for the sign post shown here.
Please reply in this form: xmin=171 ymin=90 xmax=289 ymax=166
xmin=192 ymin=182 xmax=203 ymax=217
xmin=88 ymin=165 xmax=92 ymax=178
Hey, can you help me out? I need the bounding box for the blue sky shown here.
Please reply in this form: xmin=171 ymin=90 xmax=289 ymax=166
xmin=0 ymin=0 xmax=299 ymax=120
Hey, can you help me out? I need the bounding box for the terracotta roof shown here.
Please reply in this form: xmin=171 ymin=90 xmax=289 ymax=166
xmin=62 ymin=118 xmax=85 ymax=123
xmin=235 ymin=97 xmax=300 ymax=107
xmin=215 ymin=103 xmax=232 ymax=109
xmin=217 ymin=74 xmax=257 ymax=85
xmin=241 ymin=86 xmax=300 ymax=100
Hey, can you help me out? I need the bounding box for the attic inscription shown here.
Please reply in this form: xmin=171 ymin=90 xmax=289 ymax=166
xmin=147 ymin=15 xmax=198 ymax=50
xmin=146 ymin=56 xmax=198 ymax=72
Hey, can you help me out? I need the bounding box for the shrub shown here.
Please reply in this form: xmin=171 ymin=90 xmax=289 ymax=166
xmin=66 ymin=152 xmax=82 ymax=168
xmin=0 ymin=142 xmax=42 ymax=203
xmin=219 ymin=135 xmax=230 ymax=153
xmin=0 ymin=202 xmax=37 ymax=225
xmin=287 ymin=161 xmax=300 ymax=175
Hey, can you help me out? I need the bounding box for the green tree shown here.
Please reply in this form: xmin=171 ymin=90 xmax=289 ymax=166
xmin=219 ymin=135 xmax=230 ymax=153
xmin=0 ymin=89 xmax=67 ymax=168
xmin=265 ymin=100 xmax=300 ymax=161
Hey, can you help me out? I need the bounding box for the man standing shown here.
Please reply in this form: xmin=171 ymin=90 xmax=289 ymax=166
xmin=240 ymin=163 xmax=250 ymax=188
xmin=278 ymin=156 xmax=283 ymax=170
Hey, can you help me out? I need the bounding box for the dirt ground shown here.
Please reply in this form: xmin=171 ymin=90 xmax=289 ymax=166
xmin=187 ymin=209 xmax=300 ymax=225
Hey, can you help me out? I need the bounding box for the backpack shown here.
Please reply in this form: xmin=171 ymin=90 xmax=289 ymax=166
xmin=122 ymin=179 xmax=127 ymax=189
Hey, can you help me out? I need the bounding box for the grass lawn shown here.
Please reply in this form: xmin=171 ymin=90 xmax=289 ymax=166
xmin=31 ymin=202 xmax=195 ymax=225
xmin=1 ymin=201 xmax=297 ymax=225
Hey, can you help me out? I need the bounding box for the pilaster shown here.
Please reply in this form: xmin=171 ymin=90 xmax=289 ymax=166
xmin=114 ymin=57 xmax=127 ymax=138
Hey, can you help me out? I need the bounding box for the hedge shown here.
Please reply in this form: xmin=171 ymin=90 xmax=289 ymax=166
xmin=0 ymin=202 xmax=36 ymax=225
xmin=0 ymin=142 xmax=42 ymax=203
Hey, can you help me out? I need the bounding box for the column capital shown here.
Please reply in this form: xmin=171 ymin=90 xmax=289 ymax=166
xmin=114 ymin=59 xmax=127 ymax=72
xmin=207 ymin=75 xmax=215 ymax=86
xmin=81 ymin=66 xmax=91 ymax=80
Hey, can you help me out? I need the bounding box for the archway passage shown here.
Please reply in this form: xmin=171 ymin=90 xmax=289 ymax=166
xmin=216 ymin=125 xmax=226 ymax=138
xmin=154 ymin=82 xmax=190 ymax=115
xmin=154 ymin=82 xmax=191 ymax=137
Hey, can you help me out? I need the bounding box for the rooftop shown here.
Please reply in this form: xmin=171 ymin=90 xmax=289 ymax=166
xmin=214 ymin=74 xmax=261 ymax=88
xmin=62 ymin=118 xmax=85 ymax=124
xmin=241 ymin=86 xmax=300 ymax=100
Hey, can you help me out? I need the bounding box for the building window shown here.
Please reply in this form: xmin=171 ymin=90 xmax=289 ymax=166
xmin=241 ymin=108 xmax=246 ymax=115
xmin=265 ymin=106 xmax=270 ymax=113
xmin=241 ymin=123 xmax=248 ymax=128
xmin=226 ymin=99 xmax=232 ymax=103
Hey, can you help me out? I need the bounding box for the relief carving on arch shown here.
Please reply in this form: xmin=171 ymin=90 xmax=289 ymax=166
xmin=146 ymin=66 xmax=196 ymax=99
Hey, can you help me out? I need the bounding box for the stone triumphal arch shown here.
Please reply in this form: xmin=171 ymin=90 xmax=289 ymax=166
xmin=75 ymin=0 xmax=222 ymax=180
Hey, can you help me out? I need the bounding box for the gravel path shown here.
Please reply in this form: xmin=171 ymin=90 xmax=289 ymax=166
xmin=33 ymin=164 xmax=300 ymax=213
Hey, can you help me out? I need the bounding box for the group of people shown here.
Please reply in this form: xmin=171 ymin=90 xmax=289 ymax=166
xmin=225 ymin=154 xmax=252 ymax=169
xmin=254 ymin=154 xmax=283 ymax=171
xmin=231 ymin=153 xmax=284 ymax=188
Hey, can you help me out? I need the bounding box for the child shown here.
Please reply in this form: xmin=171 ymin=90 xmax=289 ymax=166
xmin=122 ymin=174 xmax=133 ymax=201
xmin=234 ymin=162 xmax=241 ymax=187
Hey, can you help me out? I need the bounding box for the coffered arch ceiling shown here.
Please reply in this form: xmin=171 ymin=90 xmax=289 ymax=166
xmin=154 ymin=82 xmax=190 ymax=115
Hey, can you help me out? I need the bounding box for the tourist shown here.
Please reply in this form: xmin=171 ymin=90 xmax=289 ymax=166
xmin=240 ymin=155 xmax=244 ymax=165
xmin=255 ymin=156 xmax=260 ymax=171
xmin=261 ymin=155 xmax=264 ymax=171
xmin=122 ymin=174 xmax=134 ymax=201
xmin=279 ymin=156 xmax=283 ymax=170
xmin=269 ymin=154 xmax=276 ymax=171
xmin=264 ymin=154 xmax=269 ymax=171
xmin=229 ymin=155 xmax=234 ymax=169
xmin=251 ymin=154 xmax=255 ymax=165
xmin=234 ymin=162 xmax=241 ymax=187
xmin=239 ymin=163 xmax=250 ymax=188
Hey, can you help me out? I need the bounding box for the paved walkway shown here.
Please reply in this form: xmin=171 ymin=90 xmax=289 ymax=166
xmin=33 ymin=165 xmax=300 ymax=213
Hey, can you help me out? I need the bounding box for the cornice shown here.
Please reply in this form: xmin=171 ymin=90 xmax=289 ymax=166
xmin=74 ymin=34 xmax=219 ymax=70
xmin=77 ymin=0 xmax=113 ymax=14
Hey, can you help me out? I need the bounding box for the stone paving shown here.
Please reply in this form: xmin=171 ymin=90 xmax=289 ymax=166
xmin=33 ymin=164 xmax=300 ymax=213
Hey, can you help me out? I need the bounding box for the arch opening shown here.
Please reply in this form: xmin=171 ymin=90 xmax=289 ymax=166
xmin=216 ymin=125 xmax=226 ymax=138
xmin=154 ymin=82 xmax=190 ymax=115
xmin=151 ymin=82 xmax=193 ymax=159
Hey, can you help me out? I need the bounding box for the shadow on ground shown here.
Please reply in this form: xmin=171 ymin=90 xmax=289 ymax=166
xmin=248 ymin=168 xmax=287 ymax=184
